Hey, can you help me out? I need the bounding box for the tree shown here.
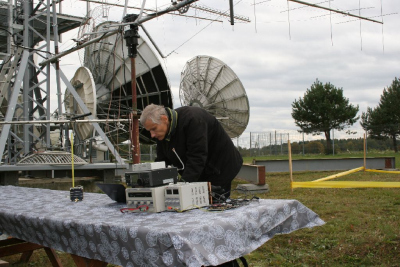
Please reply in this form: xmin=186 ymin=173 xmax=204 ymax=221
xmin=305 ymin=141 xmax=325 ymax=154
xmin=290 ymin=142 xmax=301 ymax=154
xmin=291 ymin=79 xmax=359 ymax=154
xmin=361 ymin=77 xmax=400 ymax=153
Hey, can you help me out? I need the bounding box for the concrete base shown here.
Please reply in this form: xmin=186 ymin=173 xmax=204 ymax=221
xmin=0 ymin=171 xmax=19 ymax=186
xmin=236 ymin=183 xmax=269 ymax=194
xmin=0 ymin=163 xmax=127 ymax=185
xmin=236 ymin=164 xmax=266 ymax=185
xmin=22 ymin=168 xmax=116 ymax=182
xmin=254 ymin=157 xmax=396 ymax=173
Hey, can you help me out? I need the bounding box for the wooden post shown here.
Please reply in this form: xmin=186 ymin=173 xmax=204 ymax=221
xmin=44 ymin=248 xmax=63 ymax=267
xmin=0 ymin=238 xmax=62 ymax=267
xmin=363 ymin=133 xmax=366 ymax=171
xmin=288 ymin=139 xmax=293 ymax=193
xmin=71 ymin=254 xmax=108 ymax=267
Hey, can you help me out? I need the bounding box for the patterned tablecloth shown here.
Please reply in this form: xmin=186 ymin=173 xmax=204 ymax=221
xmin=0 ymin=185 xmax=325 ymax=267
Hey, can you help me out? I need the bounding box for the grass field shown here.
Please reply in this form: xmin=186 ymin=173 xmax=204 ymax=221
xmin=2 ymin=152 xmax=400 ymax=266
xmin=232 ymin=173 xmax=400 ymax=266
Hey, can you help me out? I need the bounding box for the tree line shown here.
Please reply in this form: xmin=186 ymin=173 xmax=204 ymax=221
xmin=291 ymin=77 xmax=400 ymax=153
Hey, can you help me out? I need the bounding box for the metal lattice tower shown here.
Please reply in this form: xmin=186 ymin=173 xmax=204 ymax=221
xmin=0 ymin=0 xmax=54 ymax=163
xmin=0 ymin=0 xmax=126 ymax=165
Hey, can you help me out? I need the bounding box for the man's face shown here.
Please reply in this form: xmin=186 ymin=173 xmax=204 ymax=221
xmin=143 ymin=115 xmax=169 ymax=141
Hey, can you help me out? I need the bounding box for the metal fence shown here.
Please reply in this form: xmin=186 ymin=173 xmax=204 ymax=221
xmin=139 ymin=128 xmax=398 ymax=160
xmin=231 ymin=128 xmax=390 ymax=156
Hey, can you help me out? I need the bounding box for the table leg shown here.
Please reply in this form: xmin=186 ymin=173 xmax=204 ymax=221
xmin=19 ymin=250 xmax=34 ymax=263
xmin=44 ymin=248 xmax=63 ymax=267
xmin=70 ymin=254 xmax=108 ymax=267
xmin=0 ymin=238 xmax=62 ymax=267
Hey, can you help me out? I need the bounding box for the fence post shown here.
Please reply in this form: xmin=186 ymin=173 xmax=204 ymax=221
xmin=332 ymin=129 xmax=335 ymax=156
xmin=250 ymin=132 xmax=252 ymax=150
xmin=269 ymin=132 xmax=272 ymax=155
xmin=363 ymin=133 xmax=366 ymax=171
xmin=287 ymin=133 xmax=290 ymax=156
xmin=288 ymin=139 xmax=293 ymax=193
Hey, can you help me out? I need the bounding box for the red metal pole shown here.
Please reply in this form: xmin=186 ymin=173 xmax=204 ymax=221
xmin=123 ymin=14 xmax=140 ymax=164
xmin=131 ymin=57 xmax=140 ymax=164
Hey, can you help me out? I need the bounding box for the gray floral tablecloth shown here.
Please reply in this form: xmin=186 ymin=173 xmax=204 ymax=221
xmin=0 ymin=185 xmax=324 ymax=266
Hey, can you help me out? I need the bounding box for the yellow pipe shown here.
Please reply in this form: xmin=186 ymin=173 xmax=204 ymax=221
xmin=293 ymin=181 xmax=400 ymax=188
xmin=288 ymin=140 xmax=293 ymax=193
xmin=312 ymin=167 xmax=364 ymax=182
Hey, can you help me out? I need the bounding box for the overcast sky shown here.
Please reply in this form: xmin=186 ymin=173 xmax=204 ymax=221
xmin=57 ymin=0 xmax=400 ymax=144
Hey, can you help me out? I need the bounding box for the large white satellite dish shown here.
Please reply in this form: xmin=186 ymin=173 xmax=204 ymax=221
xmin=85 ymin=21 xmax=173 ymax=144
xmin=65 ymin=21 xmax=173 ymax=145
xmin=179 ymin=55 xmax=250 ymax=138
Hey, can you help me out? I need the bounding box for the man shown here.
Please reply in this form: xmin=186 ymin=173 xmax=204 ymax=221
xmin=140 ymin=104 xmax=243 ymax=198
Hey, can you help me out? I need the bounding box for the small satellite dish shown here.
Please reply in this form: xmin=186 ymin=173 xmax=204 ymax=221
xmin=64 ymin=66 xmax=96 ymax=140
xmin=179 ymin=55 xmax=250 ymax=138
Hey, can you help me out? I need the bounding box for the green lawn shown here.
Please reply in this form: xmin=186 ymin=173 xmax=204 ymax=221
xmin=232 ymin=151 xmax=400 ymax=266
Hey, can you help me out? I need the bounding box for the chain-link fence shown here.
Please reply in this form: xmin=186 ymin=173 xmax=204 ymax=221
xmin=232 ymin=128 xmax=398 ymax=157
xmin=139 ymin=128 xmax=398 ymax=161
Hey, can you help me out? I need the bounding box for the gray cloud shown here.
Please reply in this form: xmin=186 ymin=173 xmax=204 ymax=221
xmin=55 ymin=0 xmax=400 ymax=136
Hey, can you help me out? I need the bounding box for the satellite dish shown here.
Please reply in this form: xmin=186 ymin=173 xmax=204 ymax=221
xmin=65 ymin=21 xmax=173 ymax=146
xmin=76 ymin=5 xmax=109 ymax=63
xmin=179 ymin=55 xmax=250 ymax=138
xmin=64 ymin=66 xmax=96 ymax=140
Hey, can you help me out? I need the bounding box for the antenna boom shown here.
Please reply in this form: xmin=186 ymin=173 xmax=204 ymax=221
xmin=288 ymin=0 xmax=383 ymax=24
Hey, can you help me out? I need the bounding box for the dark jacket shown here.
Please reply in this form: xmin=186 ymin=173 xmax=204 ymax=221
xmin=155 ymin=106 xmax=243 ymax=188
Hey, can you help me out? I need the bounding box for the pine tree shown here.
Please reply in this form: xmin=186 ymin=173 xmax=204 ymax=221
xmin=361 ymin=77 xmax=400 ymax=153
xmin=292 ymin=79 xmax=359 ymax=154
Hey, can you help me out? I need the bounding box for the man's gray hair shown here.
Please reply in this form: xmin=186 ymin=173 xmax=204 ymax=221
xmin=140 ymin=104 xmax=167 ymax=125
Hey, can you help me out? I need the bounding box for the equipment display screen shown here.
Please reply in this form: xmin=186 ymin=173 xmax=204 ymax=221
xmin=128 ymin=192 xmax=152 ymax=198
xmin=129 ymin=173 xmax=139 ymax=184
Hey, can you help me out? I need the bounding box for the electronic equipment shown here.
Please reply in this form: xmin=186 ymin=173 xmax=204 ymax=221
xmin=125 ymin=186 xmax=167 ymax=212
xmin=125 ymin=167 xmax=178 ymax=187
xmin=70 ymin=186 xmax=84 ymax=202
xmin=165 ymin=182 xmax=209 ymax=212
xmin=131 ymin=161 xmax=166 ymax=171
xmin=96 ymin=183 xmax=127 ymax=203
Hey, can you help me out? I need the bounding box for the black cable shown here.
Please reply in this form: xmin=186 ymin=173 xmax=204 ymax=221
xmin=71 ymin=112 xmax=92 ymax=120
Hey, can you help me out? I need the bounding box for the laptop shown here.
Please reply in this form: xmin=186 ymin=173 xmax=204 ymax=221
xmin=96 ymin=183 xmax=127 ymax=203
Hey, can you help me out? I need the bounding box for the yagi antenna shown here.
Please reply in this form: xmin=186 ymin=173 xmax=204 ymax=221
xmin=191 ymin=3 xmax=251 ymax=23
xmin=288 ymin=0 xmax=383 ymax=24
